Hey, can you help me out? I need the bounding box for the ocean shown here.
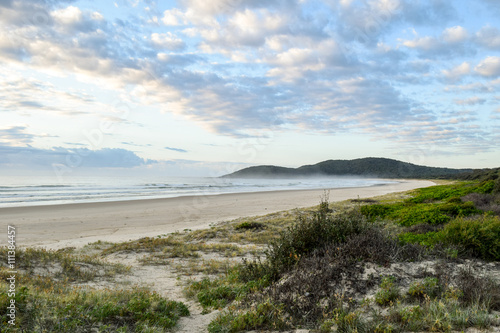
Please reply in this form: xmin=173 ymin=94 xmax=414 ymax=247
xmin=0 ymin=175 xmax=397 ymax=208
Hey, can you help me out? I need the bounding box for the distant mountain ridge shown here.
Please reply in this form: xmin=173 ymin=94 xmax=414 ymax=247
xmin=223 ymin=157 xmax=474 ymax=179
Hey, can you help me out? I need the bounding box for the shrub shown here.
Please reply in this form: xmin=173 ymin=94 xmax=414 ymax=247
xmin=462 ymin=192 xmax=500 ymax=216
xmin=398 ymin=231 xmax=441 ymax=247
xmin=208 ymin=300 xmax=287 ymax=333
xmin=396 ymin=305 xmax=424 ymax=331
xmin=438 ymin=201 xmax=480 ymax=216
xmin=407 ymin=277 xmax=441 ymax=300
xmin=375 ymin=276 xmax=400 ymax=306
xmin=395 ymin=205 xmax=450 ymax=226
xmin=407 ymin=223 xmax=442 ymax=234
xmin=234 ymin=221 xmax=265 ymax=231
xmin=475 ymin=180 xmax=495 ymax=194
xmin=245 ymin=208 xmax=369 ymax=282
xmin=333 ymin=309 xmax=368 ymax=333
xmin=454 ymin=266 xmax=500 ymax=310
xmin=440 ymin=216 xmax=500 ymax=260
xmin=408 ymin=184 xmax=475 ymax=204
xmin=360 ymin=204 xmax=399 ymax=220
xmin=254 ymin=228 xmax=423 ymax=327
xmin=195 ymin=280 xmax=239 ymax=309
xmin=494 ymin=178 xmax=500 ymax=194
xmin=186 ymin=270 xmax=268 ymax=312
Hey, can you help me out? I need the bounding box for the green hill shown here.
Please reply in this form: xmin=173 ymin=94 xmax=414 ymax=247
xmin=223 ymin=157 xmax=473 ymax=179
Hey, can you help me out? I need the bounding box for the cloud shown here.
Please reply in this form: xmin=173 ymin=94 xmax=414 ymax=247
xmin=0 ymin=68 xmax=127 ymax=121
xmin=475 ymin=56 xmax=500 ymax=77
xmin=165 ymin=146 xmax=188 ymax=153
xmin=400 ymin=25 xmax=473 ymax=58
xmin=0 ymin=145 xmax=156 ymax=168
xmin=161 ymin=8 xmax=186 ymax=26
xmin=444 ymin=82 xmax=494 ymax=93
xmin=0 ymin=0 xmax=499 ymax=162
xmin=454 ymin=97 xmax=486 ymax=106
xmin=51 ymin=5 xmax=82 ymax=25
xmin=0 ymin=126 xmax=57 ymax=146
xmin=0 ymin=126 xmax=37 ymax=145
xmin=475 ymin=26 xmax=500 ymax=50
xmin=178 ymin=0 xmax=285 ymax=17
xmin=150 ymin=32 xmax=186 ymax=51
xmin=442 ymin=26 xmax=469 ymax=43
xmin=442 ymin=62 xmax=471 ymax=81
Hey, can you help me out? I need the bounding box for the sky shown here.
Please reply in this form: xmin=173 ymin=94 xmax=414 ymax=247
xmin=1 ymin=0 xmax=500 ymax=178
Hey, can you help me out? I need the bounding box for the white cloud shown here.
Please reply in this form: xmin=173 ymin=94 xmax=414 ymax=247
xmin=162 ymin=8 xmax=187 ymax=26
xmin=442 ymin=62 xmax=470 ymax=81
xmin=150 ymin=32 xmax=186 ymax=50
xmin=401 ymin=25 xmax=474 ymax=58
xmin=454 ymin=97 xmax=486 ymax=106
xmin=0 ymin=0 xmax=499 ymax=163
xmin=91 ymin=11 xmax=104 ymax=21
xmin=442 ymin=26 xmax=469 ymax=43
xmin=475 ymin=56 xmax=500 ymax=77
xmin=402 ymin=36 xmax=439 ymax=51
xmin=195 ymin=8 xmax=291 ymax=49
xmin=51 ymin=6 xmax=82 ymax=25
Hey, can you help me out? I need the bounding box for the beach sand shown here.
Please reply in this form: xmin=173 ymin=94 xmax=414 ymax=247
xmin=0 ymin=179 xmax=435 ymax=249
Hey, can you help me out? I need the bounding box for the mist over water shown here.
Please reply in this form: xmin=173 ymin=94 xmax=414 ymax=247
xmin=0 ymin=175 xmax=397 ymax=208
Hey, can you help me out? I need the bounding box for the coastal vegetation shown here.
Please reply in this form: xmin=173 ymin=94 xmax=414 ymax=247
xmin=0 ymin=248 xmax=189 ymax=332
xmin=224 ymin=157 xmax=475 ymax=179
xmin=194 ymin=171 xmax=500 ymax=332
xmin=1 ymin=168 xmax=499 ymax=332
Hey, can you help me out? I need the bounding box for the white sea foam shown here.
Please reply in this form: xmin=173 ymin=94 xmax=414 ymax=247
xmin=0 ymin=175 xmax=397 ymax=208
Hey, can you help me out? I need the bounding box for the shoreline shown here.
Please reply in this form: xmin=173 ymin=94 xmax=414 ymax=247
xmin=0 ymin=177 xmax=398 ymax=209
xmin=1 ymin=179 xmax=435 ymax=250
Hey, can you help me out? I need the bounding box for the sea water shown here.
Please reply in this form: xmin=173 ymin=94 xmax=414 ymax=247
xmin=0 ymin=175 xmax=397 ymax=208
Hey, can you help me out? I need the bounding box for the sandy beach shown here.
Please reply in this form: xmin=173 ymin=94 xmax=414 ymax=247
xmin=1 ymin=179 xmax=435 ymax=249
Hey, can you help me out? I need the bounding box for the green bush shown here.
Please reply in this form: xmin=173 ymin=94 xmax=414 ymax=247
xmin=398 ymin=231 xmax=441 ymax=247
xmin=244 ymin=208 xmax=369 ymax=282
xmin=360 ymin=204 xmax=399 ymax=220
xmin=408 ymin=184 xmax=475 ymax=204
xmin=234 ymin=221 xmax=265 ymax=231
xmin=375 ymin=276 xmax=400 ymax=306
xmin=441 ymin=216 xmax=500 ymax=260
xmin=361 ymin=196 xmax=480 ymax=227
xmin=475 ymin=180 xmax=495 ymax=194
xmin=186 ymin=269 xmax=268 ymax=312
xmin=438 ymin=201 xmax=480 ymax=216
xmin=493 ymin=178 xmax=500 ymax=194
xmin=395 ymin=205 xmax=450 ymax=226
xmin=408 ymin=277 xmax=441 ymax=300
xmin=196 ymin=281 xmax=238 ymax=309
xmin=208 ymin=300 xmax=287 ymax=333
xmin=333 ymin=309 xmax=368 ymax=333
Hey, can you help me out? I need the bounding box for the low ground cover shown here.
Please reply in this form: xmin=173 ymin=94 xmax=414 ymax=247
xmin=186 ymin=177 xmax=500 ymax=332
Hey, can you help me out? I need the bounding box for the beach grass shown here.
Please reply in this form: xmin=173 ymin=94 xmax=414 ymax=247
xmin=0 ymin=248 xmax=189 ymax=332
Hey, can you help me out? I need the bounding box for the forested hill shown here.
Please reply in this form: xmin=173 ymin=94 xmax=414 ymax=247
xmin=223 ymin=157 xmax=474 ymax=179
